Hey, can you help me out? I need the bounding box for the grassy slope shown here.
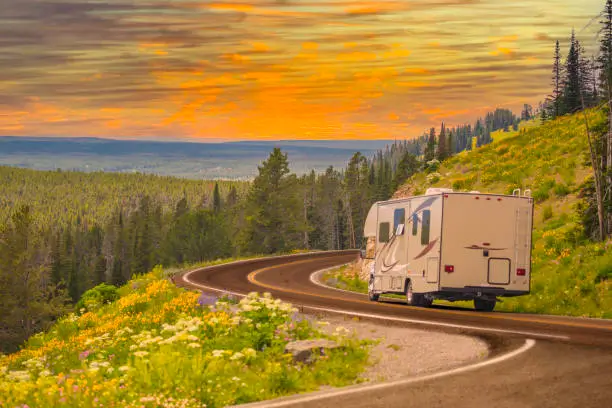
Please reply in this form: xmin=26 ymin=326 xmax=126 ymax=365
xmin=0 ymin=262 xmax=368 ymax=408
xmin=395 ymin=110 xmax=611 ymax=318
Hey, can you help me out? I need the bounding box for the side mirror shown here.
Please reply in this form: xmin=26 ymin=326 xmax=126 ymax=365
xmin=360 ymin=249 xmax=366 ymax=259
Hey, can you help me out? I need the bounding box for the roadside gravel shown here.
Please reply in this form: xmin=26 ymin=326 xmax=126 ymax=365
xmin=318 ymin=314 xmax=489 ymax=383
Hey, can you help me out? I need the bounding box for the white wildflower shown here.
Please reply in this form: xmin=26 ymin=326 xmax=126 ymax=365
xmin=187 ymin=343 xmax=201 ymax=349
xmin=230 ymin=352 xmax=244 ymax=361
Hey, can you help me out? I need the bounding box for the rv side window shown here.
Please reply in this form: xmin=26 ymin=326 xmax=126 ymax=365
xmin=412 ymin=214 xmax=418 ymax=236
xmin=421 ymin=210 xmax=431 ymax=245
xmin=378 ymin=222 xmax=390 ymax=243
xmin=393 ymin=209 xmax=405 ymax=233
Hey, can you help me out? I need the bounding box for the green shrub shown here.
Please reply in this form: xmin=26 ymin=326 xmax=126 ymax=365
xmin=542 ymin=205 xmax=553 ymax=221
xmin=595 ymin=261 xmax=612 ymax=284
xmin=75 ymin=283 xmax=119 ymax=313
xmin=554 ymin=183 xmax=571 ymax=197
xmin=532 ymin=189 xmax=550 ymax=202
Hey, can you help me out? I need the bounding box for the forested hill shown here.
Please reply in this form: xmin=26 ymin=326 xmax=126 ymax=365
xmin=0 ymin=137 xmax=392 ymax=179
xmin=394 ymin=110 xmax=611 ymax=317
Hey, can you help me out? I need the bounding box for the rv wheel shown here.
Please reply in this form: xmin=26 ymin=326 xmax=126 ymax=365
xmin=405 ymin=281 xmax=422 ymax=306
xmin=368 ymin=276 xmax=379 ymax=302
xmin=474 ymin=298 xmax=496 ymax=312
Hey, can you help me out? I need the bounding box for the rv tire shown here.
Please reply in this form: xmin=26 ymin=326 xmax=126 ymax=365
xmin=405 ymin=281 xmax=422 ymax=306
xmin=474 ymin=298 xmax=496 ymax=312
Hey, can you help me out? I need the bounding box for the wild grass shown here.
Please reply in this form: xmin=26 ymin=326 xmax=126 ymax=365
xmin=397 ymin=111 xmax=612 ymax=318
xmin=322 ymin=264 xmax=368 ymax=294
xmin=0 ymin=262 xmax=369 ymax=408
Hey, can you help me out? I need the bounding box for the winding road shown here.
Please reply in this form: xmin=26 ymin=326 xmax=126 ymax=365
xmin=176 ymin=251 xmax=612 ymax=408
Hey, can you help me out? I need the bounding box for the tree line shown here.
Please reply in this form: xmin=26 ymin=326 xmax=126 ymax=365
xmin=541 ymin=0 xmax=612 ymax=241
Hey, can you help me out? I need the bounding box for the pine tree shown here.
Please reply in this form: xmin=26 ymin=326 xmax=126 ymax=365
xmin=549 ymin=40 xmax=564 ymax=118
xmin=599 ymin=0 xmax=612 ymax=101
xmin=576 ymin=40 xmax=595 ymax=107
xmin=391 ymin=152 xmax=420 ymax=191
xmin=240 ymin=148 xmax=305 ymax=253
xmin=599 ymin=0 xmax=612 ymax=236
xmin=437 ymin=122 xmax=448 ymax=161
xmin=0 ymin=206 xmax=69 ymax=351
xmin=212 ymin=182 xmax=221 ymax=213
xmin=563 ymin=30 xmax=582 ymax=114
xmin=226 ymin=186 xmax=238 ymax=207
xmin=111 ymin=212 xmax=126 ymax=286
xmin=424 ymin=127 xmax=436 ymax=162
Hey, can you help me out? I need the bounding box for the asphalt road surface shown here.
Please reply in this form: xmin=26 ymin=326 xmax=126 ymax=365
xmin=176 ymin=251 xmax=612 ymax=408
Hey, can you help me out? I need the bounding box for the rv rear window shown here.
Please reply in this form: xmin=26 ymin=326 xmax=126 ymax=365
xmin=412 ymin=213 xmax=418 ymax=236
xmin=393 ymin=209 xmax=405 ymax=231
xmin=421 ymin=210 xmax=431 ymax=245
xmin=378 ymin=222 xmax=390 ymax=243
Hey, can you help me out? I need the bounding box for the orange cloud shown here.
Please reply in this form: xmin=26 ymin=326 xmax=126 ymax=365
xmin=489 ymin=47 xmax=516 ymax=57
xmin=209 ymin=3 xmax=253 ymax=13
xmin=249 ymin=42 xmax=270 ymax=52
xmin=221 ymin=53 xmax=250 ymax=63
xmin=337 ymin=51 xmax=377 ymax=62
xmin=406 ymin=68 xmax=429 ymax=75
xmin=302 ymin=42 xmax=318 ymax=50
xmin=346 ymin=2 xmax=408 ymax=15
xmin=397 ymin=81 xmax=431 ymax=88
xmin=383 ymin=46 xmax=411 ymax=59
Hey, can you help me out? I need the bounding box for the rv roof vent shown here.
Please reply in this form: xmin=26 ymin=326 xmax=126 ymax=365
xmin=469 ymin=191 xmax=481 ymax=194
xmin=425 ymin=188 xmax=453 ymax=195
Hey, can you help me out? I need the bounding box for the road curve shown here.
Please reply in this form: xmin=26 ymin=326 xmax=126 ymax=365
xmin=176 ymin=251 xmax=612 ymax=408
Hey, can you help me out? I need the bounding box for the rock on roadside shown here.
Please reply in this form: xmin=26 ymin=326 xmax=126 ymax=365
xmin=285 ymin=339 xmax=341 ymax=363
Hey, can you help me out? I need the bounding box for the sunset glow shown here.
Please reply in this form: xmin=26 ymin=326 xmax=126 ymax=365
xmin=0 ymin=0 xmax=602 ymax=140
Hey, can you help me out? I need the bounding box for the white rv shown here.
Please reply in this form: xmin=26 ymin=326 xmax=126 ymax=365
xmin=362 ymin=188 xmax=533 ymax=311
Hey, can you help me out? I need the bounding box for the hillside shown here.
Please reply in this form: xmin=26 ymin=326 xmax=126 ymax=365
xmin=0 ymin=265 xmax=367 ymax=407
xmin=396 ymin=110 xmax=611 ymax=317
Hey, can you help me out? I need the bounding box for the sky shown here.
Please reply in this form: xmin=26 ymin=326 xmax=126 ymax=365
xmin=0 ymin=0 xmax=604 ymax=141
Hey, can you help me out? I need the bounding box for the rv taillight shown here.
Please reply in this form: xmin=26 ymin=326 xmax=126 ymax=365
xmin=517 ymin=268 xmax=526 ymax=276
xmin=444 ymin=265 xmax=455 ymax=273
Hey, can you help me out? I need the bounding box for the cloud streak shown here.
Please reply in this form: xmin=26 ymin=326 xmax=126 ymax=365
xmin=0 ymin=0 xmax=603 ymax=140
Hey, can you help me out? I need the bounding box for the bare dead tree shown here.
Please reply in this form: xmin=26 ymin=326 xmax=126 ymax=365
xmin=580 ymin=96 xmax=606 ymax=241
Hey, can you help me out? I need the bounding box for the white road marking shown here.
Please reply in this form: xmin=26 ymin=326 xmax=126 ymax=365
xmin=232 ymin=339 xmax=537 ymax=408
xmin=308 ymin=264 xmax=364 ymax=296
xmin=182 ymin=264 xmax=570 ymax=341
xmin=296 ymin=304 xmax=569 ymax=341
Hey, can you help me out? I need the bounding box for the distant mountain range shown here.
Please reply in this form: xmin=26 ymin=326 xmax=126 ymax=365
xmin=0 ymin=137 xmax=394 ymax=179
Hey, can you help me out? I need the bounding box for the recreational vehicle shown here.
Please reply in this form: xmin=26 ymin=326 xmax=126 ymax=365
xmin=362 ymin=188 xmax=533 ymax=311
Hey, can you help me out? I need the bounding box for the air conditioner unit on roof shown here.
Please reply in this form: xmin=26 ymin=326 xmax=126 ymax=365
xmin=425 ymin=188 xmax=453 ymax=195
